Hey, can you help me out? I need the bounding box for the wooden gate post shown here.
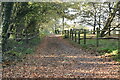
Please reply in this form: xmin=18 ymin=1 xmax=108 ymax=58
xmin=78 ymin=30 xmax=80 ymax=44
xmin=84 ymin=29 xmax=86 ymax=44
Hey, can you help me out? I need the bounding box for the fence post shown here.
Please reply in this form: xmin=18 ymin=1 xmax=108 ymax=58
xmin=118 ymin=8 xmax=120 ymax=54
xmin=69 ymin=29 xmax=71 ymax=38
xmin=78 ymin=30 xmax=80 ymax=44
xmin=96 ymin=28 xmax=99 ymax=47
xmin=84 ymin=29 xmax=86 ymax=44
xmin=25 ymin=32 xmax=28 ymax=44
xmin=67 ymin=30 xmax=69 ymax=38
xmin=70 ymin=29 xmax=72 ymax=39
xmin=90 ymin=29 xmax=92 ymax=34
xmin=64 ymin=30 xmax=66 ymax=38
xmin=75 ymin=30 xmax=77 ymax=42
xmin=72 ymin=29 xmax=74 ymax=40
xmin=118 ymin=30 xmax=120 ymax=54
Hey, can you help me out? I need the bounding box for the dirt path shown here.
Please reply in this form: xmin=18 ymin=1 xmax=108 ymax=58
xmin=3 ymin=35 xmax=120 ymax=79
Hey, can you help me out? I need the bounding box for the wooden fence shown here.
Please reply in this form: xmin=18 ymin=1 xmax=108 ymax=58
xmin=64 ymin=28 xmax=120 ymax=53
xmin=8 ymin=31 xmax=39 ymax=43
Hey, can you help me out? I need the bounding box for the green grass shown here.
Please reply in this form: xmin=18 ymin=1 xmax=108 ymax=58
xmin=80 ymin=39 xmax=118 ymax=53
xmin=65 ymin=35 xmax=120 ymax=62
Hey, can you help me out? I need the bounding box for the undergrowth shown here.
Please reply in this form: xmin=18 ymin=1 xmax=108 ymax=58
xmin=3 ymin=36 xmax=41 ymax=64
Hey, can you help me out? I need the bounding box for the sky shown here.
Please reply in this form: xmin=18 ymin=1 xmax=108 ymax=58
xmin=59 ymin=8 xmax=94 ymax=30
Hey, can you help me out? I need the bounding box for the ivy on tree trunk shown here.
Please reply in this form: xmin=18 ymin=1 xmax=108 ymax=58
xmin=2 ymin=2 xmax=14 ymax=52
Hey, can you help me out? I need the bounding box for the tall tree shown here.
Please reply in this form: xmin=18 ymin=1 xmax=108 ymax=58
xmin=100 ymin=1 xmax=120 ymax=37
xmin=2 ymin=2 xmax=14 ymax=52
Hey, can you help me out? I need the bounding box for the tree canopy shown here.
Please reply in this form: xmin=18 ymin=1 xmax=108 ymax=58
xmin=1 ymin=2 xmax=120 ymax=52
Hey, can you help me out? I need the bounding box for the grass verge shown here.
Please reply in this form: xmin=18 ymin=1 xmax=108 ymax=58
xmin=65 ymin=37 xmax=120 ymax=62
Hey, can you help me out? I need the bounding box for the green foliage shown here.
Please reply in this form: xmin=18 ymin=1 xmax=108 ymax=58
xmin=24 ymin=48 xmax=34 ymax=54
xmin=113 ymin=53 xmax=120 ymax=62
xmin=81 ymin=39 xmax=120 ymax=61
xmin=2 ymin=2 xmax=80 ymax=45
xmin=80 ymin=39 xmax=118 ymax=53
xmin=29 ymin=37 xmax=41 ymax=46
xmin=3 ymin=37 xmax=40 ymax=62
xmin=2 ymin=2 xmax=81 ymax=63
xmin=2 ymin=2 xmax=14 ymax=52
xmin=68 ymin=38 xmax=119 ymax=61
xmin=63 ymin=34 xmax=69 ymax=39
xmin=2 ymin=2 xmax=120 ymax=63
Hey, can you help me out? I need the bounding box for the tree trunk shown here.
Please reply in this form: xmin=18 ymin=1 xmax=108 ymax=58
xmin=104 ymin=24 xmax=120 ymax=36
xmin=62 ymin=16 xmax=65 ymax=34
xmin=63 ymin=16 xmax=64 ymax=30
xmin=2 ymin=2 xmax=14 ymax=52
xmin=93 ymin=3 xmax=97 ymax=34
xmin=108 ymin=2 xmax=112 ymax=36
xmin=100 ymin=1 xmax=120 ymax=37
xmin=98 ymin=4 xmax=101 ymax=34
